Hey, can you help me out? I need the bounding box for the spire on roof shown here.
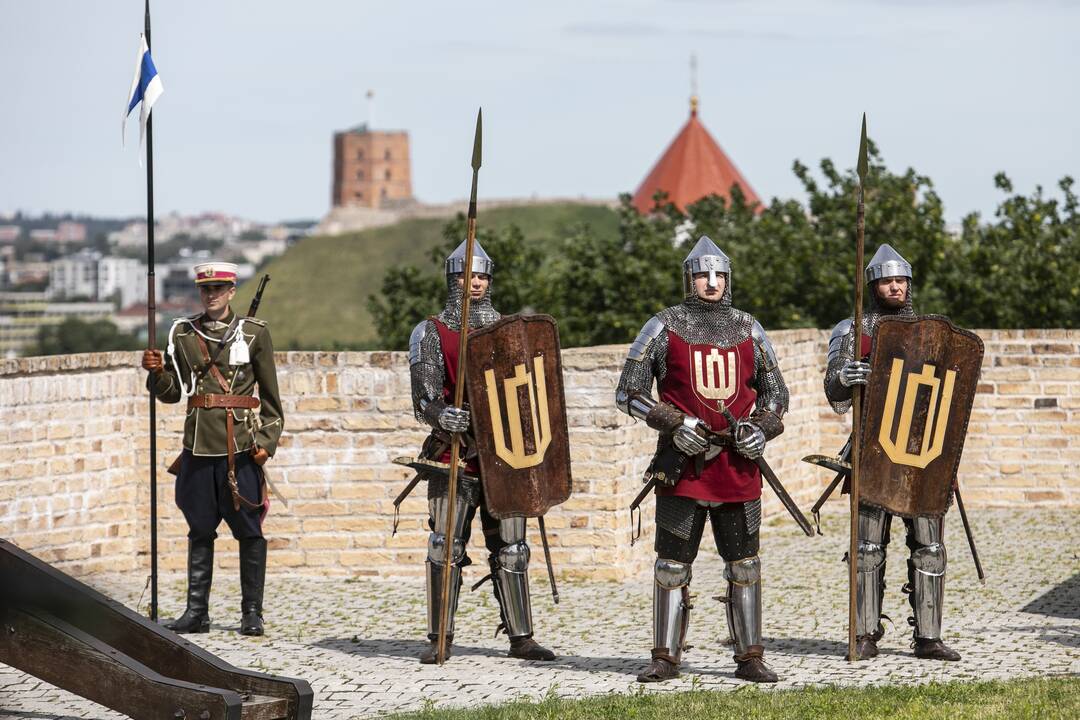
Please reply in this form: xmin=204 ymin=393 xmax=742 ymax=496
xmin=631 ymin=75 xmax=760 ymax=215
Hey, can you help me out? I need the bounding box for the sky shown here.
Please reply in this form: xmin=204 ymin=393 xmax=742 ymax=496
xmin=1 ymin=0 xmax=1078 ymax=224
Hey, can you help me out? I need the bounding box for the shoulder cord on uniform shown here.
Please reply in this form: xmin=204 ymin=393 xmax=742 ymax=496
xmin=167 ymin=319 xmax=196 ymax=400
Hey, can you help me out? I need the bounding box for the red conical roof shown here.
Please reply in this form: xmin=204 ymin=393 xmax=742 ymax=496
xmin=632 ymin=101 xmax=760 ymax=214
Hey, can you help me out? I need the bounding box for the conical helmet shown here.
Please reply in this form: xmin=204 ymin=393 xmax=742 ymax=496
xmin=445 ymin=239 xmax=494 ymax=277
xmin=682 ymin=235 xmax=730 ymax=293
xmin=865 ymin=243 xmax=912 ymax=283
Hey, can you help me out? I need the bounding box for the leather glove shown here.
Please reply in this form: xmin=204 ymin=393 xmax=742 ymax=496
xmin=142 ymin=349 xmax=164 ymax=374
xmin=734 ymin=422 xmax=766 ymax=460
xmin=438 ymin=405 xmax=471 ymax=433
xmin=673 ymin=416 xmax=709 ymax=455
xmin=251 ymin=447 xmax=270 ymax=466
xmin=839 ymin=360 xmax=871 ymax=387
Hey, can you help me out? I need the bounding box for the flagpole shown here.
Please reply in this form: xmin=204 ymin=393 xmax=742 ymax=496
xmin=144 ymin=0 xmax=159 ymax=623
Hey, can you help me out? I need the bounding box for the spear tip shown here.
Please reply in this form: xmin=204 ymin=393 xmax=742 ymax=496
xmin=857 ymin=113 xmax=868 ymax=184
xmin=471 ymin=108 xmax=483 ymax=171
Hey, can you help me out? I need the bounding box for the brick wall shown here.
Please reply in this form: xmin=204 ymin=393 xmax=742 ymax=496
xmin=1 ymin=329 xmax=1076 ymax=582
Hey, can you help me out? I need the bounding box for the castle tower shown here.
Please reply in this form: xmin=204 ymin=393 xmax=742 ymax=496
xmin=632 ymin=81 xmax=760 ymax=214
xmin=332 ymin=124 xmax=413 ymax=209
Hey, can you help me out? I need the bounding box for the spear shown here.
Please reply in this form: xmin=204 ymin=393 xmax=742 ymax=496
xmin=847 ymin=114 xmax=869 ymax=662
xmin=436 ymin=108 xmax=483 ymax=665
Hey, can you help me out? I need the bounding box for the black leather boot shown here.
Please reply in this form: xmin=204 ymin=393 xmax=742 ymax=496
xmin=239 ymin=537 xmax=267 ymax=636
xmin=165 ymin=538 xmax=213 ymax=633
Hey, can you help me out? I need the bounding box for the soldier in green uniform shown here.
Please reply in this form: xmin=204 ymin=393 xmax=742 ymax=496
xmin=141 ymin=262 xmax=283 ymax=636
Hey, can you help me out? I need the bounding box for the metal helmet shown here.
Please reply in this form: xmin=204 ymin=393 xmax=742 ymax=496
xmin=445 ymin=239 xmax=494 ymax=278
xmin=865 ymin=243 xmax=912 ymax=283
xmin=682 ymin=235 xmax=731 ymax=295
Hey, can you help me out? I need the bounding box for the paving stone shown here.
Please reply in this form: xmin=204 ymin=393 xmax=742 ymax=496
xmin=0 ymin=508 xmax=1077 ymax=719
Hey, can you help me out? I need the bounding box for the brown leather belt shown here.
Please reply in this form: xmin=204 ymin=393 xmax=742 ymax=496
xmin=190 ymin=323 xmax=267 ymax=513
xmin=187 ymin=393 xmax=261 ymax=411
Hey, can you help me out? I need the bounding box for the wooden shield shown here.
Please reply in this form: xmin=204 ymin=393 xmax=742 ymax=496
xmin=465 ymin=314 xmax=572 ymax=518
xmin=859 ymin=316 xmax=984 ymax=518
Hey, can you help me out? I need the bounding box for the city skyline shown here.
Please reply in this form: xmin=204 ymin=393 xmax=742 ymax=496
xmin=2 ymin=0 xmax=1077 ymax=223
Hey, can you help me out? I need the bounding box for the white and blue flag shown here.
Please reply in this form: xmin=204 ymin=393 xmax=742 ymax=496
xmin=122 ymin=33 xmax=163 ymax=159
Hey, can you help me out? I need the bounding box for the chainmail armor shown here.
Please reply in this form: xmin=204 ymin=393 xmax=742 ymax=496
xmin=411 ymin=319 xmax=446 ymax=425
xmin=744 ymin=498 xmax=762 ymax=535
xmin=824 ymin=282 xmax=917 ymax=414
xmin=750 ymin=341 xmax=789 ymax=430
xmin=616 ymin=328 xmax=668 ymax=401
xmin=656 ymin=495 xmax=699 ymax=540
xmin=436 ymin=275 xmax=500 ymax=331
xmin=617 ymin=293 xmax=789 ymax=428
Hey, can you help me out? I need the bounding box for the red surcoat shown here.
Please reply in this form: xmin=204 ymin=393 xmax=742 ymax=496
xmin=432 ymin=318 xmax=479 ymax=472
xmin=657 ymin=330 xmax=761 ymax=503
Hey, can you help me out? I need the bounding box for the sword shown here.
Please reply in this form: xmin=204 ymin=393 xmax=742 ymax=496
xmin=262 ymin=470 xmax=288 ymax=509
xmin=719 ymin=404 xmax=814 ymax=537
xmin=537 ymin=516 xmax=559 ymax=604
xmin=953 ymin=480 xmax=986 ymax=584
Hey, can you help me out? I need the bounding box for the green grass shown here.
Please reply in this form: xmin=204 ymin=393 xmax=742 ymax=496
xmin=234 ymin=202 xmax=618 ymax=350
xmin=387 ymin=677 xmax=1079 ymax=720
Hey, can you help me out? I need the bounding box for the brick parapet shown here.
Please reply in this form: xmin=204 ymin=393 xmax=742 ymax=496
xmin=2 ymin=329 xmax=1077 ymax=581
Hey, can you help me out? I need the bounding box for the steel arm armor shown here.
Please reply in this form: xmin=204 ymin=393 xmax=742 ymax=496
xmin=409 ymin=320 xmax=448 ymax=427
xmin=824 ymin=318 xmax=856 ymax=414
xmin=616 ymin=316 xmax=669 ymax=421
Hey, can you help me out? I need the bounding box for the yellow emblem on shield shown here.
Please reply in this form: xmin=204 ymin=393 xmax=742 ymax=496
xmin=878 ymin=358 xmax=956 ymax=468
xmin=484 ymin=355 xmax=551 ymax=469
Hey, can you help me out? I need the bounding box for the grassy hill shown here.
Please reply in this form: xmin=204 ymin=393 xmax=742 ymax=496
xmin=234 ymin=202 xmax=618 ymax=350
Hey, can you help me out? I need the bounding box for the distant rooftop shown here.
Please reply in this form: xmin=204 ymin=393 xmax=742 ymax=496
xmin=632 ymin=96 xmax=760 ymax=214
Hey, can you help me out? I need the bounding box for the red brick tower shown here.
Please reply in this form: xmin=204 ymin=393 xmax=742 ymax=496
xmin=332 ymin=125 xmax=413 ymax=209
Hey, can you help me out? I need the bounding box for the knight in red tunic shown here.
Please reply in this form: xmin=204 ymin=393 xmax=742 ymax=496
xmin=406 ymin=240 xmax=556 ymax=664
xmin=824 ymin=243 xmax=962 ymax=662
xmin=616 ymin=236 xmax=789 ymax=684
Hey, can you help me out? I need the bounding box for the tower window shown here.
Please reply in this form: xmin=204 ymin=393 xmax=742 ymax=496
xmin=357 ymin=150 xmax=365 ymax=161
xmin=355 ymin=191 xmax=364 ymax=199
xmin=356 ymin=170 xmax=365 ymax=180
xmin=384 ymin=169 xmax=392 ymax=181
xmin=384 ymin=150 xmax=391 ymax=160
xmin=381 ymin=188 xmax=388 ymax=198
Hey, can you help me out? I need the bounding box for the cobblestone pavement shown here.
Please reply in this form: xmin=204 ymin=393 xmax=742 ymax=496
xmin=2 ymin=508 xmax=1077 ymax=719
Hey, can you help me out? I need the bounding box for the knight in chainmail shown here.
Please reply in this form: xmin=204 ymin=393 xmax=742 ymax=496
xmin=824 ymin=243 xmax=961 ymax=662
xmin=616 ymin=236 xmax=789 ymax=684
xmin=406 ymin=240 xmax=556 ymax=664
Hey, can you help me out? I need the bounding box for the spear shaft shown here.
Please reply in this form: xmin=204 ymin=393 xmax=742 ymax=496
xmin=437 ymin=108 xmax=483 ymax=665
xmin=848 ymin=114 xmax=869 ymax=662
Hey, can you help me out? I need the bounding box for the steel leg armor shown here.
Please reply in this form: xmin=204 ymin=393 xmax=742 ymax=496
xmin=652 ymin=558 xmax=692 ymax=664
xmin=724 ymin=556 xmax=762 ymax=656
xmin=907 ymin=516 xmax=946 ymax=640
xmin=425 ymin=494 xmax=470 ymax=640
xmin=856 ymin=508 xmax=889 ymax=637
xmin=493 ymin=516 xmax=534 ymax=639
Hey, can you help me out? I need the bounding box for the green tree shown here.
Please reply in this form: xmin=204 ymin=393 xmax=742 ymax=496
xmin=367 ymin=216 xmax=544 ymax=349
xmin=370 ymin=144 xmax=1078 ymax=350
xmin=29 ymin=317 xmax=143 ymax=356
xmin=939 ymin=174 xmax=1080 ymax=328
